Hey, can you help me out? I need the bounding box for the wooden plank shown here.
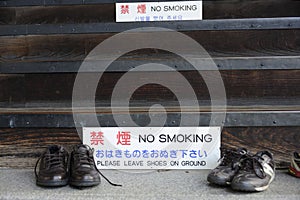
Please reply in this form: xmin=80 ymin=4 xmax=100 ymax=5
xmin=1 ymin=30 xmax=300 ymax=65
xmin=0 ymin=128 xmax=79 ymax=168
xmin=13 ymin=5 xmax=114 ymax=24
xmin=2 ymin=56 xmax=300 ymax=73
xmin=204 ymin=0 xmax=300 ymax=19
xmin=24 ymin=70 xmax=300 ymax=101
xmin=222 ymin=127 xmax=300 ymax=168
xmin=0 ymin=127 xmax=298 ymax=168
xmin=0 ymin=8 xmax=15 ymax=25
xmin=0 ymin=75 xmax=25 ymax=105
xmin=1 ymin=99 xmax=300 ymax=113
xmin=1 ymin=17 xmax=300 ymax=36
xmin=0 ymin=111 xmax=299 ymax=128
xmin=1 ymin=0 xmax=300 ymax=21
xmin=0 ymin=70 xmax=299 ymax=103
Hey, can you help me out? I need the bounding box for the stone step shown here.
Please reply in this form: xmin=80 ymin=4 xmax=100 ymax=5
xmin=0 ymin=169 xmax=299 ymax=200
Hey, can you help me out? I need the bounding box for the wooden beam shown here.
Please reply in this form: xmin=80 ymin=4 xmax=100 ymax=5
xmin=0 ymin=17 xmax=300 ymax=36
xmin=1 ymin=30 xmax=300 ymax=66
xmin=0 ymin=75 xmax=25 ymax=105
xmin=0 ymin=70 xmax=299 ymax=103
xmin=1 ymin=56 xmax=300 ymax=73
xmin=0 ymin=110 xmax=300 ymax=128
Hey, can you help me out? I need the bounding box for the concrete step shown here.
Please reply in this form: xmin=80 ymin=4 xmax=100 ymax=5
xmin=0 ymin=169 xmax=299 ymax=200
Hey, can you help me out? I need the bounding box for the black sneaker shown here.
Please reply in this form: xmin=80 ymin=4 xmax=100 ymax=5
xmin=35 ymin=145 xmax=69 ymax=187
xmin=69 ymin=144 xmax=101 ymax=187
xmin=207 ymin=147 xmax=249 ymax=186
xmin=231 ymin=151 xmax=275 ymax=192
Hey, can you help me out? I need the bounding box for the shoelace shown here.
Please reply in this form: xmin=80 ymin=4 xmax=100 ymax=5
xmin=73 ymin=151 xmax=94 ymax=168
xmin=74 ymin=145 xmax=122 ymax=187
xmin=34 ymin=150 xmax=68 ymax=179
xmin=95 ymin=164 xmax=122 ymax=187
xmin=219 ymin=150 xmax=236 ymax=166
xmin=219 ymin=148 xmax=247 ymax=168
xmin=240 ymin=156 xmax=266 ymax=179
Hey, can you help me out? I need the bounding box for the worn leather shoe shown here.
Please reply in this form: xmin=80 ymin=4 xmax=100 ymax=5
xmin=69 ymin=144 xmax=100 ymax=187
xmin=35 ymin=145 xmax=69 ymax=187
xmin=207 ymin=147 xmax=249 ymax=186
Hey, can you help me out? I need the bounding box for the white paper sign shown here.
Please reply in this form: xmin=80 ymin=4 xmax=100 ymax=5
xmin=116 ymin=1 xmax=202 ymax=22
xmin=83 ymin=127 xmax=220 ymax=169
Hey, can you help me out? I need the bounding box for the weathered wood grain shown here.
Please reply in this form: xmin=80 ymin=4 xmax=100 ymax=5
xmin=204 ymin=0 xmax=300 ymax=19
xmin=0 ymin=127 xmax=298 ymax=168
xmin=1 ymin=30 xmax=300 ymax=65
xmin=16 ymin=5 xmax=113 ymax=24
xmin=222 ymin=127 xmax=300 ymax=168
xmin=1 ymin=1 xmax=300 ymax=24
xmin=0 ymin=0 xmax=298 ymax=172
xmin=0 ymin=128 xmax=79 ymax=168
xmin=0 ymin=111 xmax=299 ymax=128
xmin=0 ymin=75 xmax=25 ymax=105
xmin=0 ymin=70 xmax=298 ymax=104
xmin=2 ymin=56 xmax=300 ymax=74
xmin=1 ymin=18 xmax=300 ymax=36
xmin=0 ymin=8 xmax=15 ymax=25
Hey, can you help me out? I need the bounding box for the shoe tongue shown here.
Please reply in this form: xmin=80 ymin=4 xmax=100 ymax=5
xmin=75 ymin=145 xmax=93 ymax=168
xmin=75 ymin=145 xmax=93 ymax=157
xmin=48 ymin=145 xmax=62 ymax=154
xmin=76 ymin=145 xmax=88 ymax=152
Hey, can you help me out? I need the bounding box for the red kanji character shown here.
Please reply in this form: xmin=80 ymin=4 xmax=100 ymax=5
xmin=90 ymin=131 xmax=104 ymax=145
xmin=116 ymin=131 xmax=131 ymax=145
xmin=121 ymin=5 xmax=129 ymax=14
xmin=137 ymin=4 xmax=146 ymax=14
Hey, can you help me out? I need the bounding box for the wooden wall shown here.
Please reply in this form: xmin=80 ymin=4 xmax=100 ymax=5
xmin=0 ymin=0 xmax=299 ymax=168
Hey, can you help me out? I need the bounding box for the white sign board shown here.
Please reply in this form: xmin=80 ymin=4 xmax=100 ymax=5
xmin=116 ymin=1 xmax=202 ymax=22
xmin=83 ymin=127 xmax=220 ymax=169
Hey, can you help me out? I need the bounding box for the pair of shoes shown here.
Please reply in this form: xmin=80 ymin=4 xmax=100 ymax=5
xmin=289 ymin=152 xmax=300 ymax=178
xmin=35 ymin=144 xmax=121 ymax=187
xmin=207 ymin=147 xmax=275 ymax=192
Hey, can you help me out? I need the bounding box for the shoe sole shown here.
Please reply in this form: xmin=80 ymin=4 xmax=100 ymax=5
xmin=207 ymin=175 xmax=231 ymax=186
xmin=231 ymin=174 xmax=275 ymax=192
xmin=231 ymin=183 xmax=269 ymax=192
xmin=69 ymin=180 xmax=100 ymax=187
xmin=36 ymin=179 xmax=68 ymax=187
